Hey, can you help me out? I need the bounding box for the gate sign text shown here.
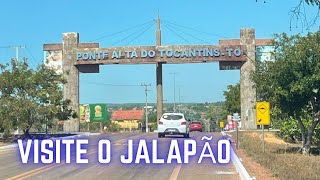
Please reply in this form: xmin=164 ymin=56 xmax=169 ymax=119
xmin=75 ymin=45 xmax=246 ymax=65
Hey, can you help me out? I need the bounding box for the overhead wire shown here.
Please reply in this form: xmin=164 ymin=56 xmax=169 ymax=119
xmin=110 ymin=21 xmax=155 ymax=46
xmin=24 ymin=47 xmax=39 ymax=68
xmin=162 ymin=21 xmax=213 ymax=44
xmin=83 ymin=81 xmax=142 ymax=87
xmin=125 ymin=21 xmax=155 ymax=46
xmin=162 ymin=19 xmax=231 ymax=39
xmin=162 ymin=23 xmax=193 ymax=45
xmin=89 ymin=20 xmax=154 ymax=42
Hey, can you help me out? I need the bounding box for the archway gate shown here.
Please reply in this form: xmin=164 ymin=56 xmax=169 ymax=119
xmin=43 ymin=20 xmax=272 ymax=132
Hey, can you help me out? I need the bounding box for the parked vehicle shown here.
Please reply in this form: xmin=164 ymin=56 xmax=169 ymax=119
xmin=190 ymin=121 xmax=203 ymax=132
xmin=158 ymin=113 xmax=190 ymax=138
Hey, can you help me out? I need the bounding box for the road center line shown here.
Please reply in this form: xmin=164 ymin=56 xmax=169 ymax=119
xmin=5 ymin=149 xmax=97 ymax=180
xmin=5 ymin=133 xmax=147 ymax=180
xmin=169 ymin=165 xmax=181 ymax=180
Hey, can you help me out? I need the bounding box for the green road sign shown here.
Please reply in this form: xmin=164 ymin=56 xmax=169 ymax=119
xmin=89 ymin=104 xmax=107 ymax=122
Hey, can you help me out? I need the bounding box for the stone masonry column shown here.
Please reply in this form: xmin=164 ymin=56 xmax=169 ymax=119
xmin=156 ymin=63 xmax=163 ymax=122
xmin=62 ymin=32 xmax=80 ymax=132
xmin=240 ymin=28 xmax=257 ymax=129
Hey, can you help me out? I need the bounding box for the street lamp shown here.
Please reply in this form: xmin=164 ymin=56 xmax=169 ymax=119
xmin=177 ymin=85 xmax=184 ymax=113
xmin=169 ymin=72 xmax=178 ymax=112
xmin=44 ymin=100 xmax=50 ymax=135
xmin=141 ymin=83 xmax=151 ymax=133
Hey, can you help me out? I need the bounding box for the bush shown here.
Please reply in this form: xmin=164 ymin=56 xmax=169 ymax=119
xmin=278 ymin=118 xmax=301 ymax=143
xmin=278 ymin=117 xmax=320 ymax=145
xmin=105 ymin=122 xmax=121 ymax=132
xmin=150 ymin=123 xmax=157 ymax=132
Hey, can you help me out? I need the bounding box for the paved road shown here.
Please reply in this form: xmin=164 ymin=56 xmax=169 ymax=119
xmin=0 ymin=132 xmax=239 ymax=180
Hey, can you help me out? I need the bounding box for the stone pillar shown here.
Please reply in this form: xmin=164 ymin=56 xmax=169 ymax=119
xmin=156 ymin=63 xmax=163 ymax=122
xmin=62 ymin=32 xmax=80 ymax=132
xmin=240 ymin=29 xmax=256 ymax=129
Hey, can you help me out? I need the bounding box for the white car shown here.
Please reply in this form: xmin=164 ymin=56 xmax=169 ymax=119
xmin=158 ymin=113 xmax=190 ymax=138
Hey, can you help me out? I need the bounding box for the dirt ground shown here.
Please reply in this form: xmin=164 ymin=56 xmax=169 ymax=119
xmin=247 ymin=132 xmax=287 ymax=145
xmin=235 ymin=148 xmax=279 ymax=180
xmin=0 ymin=142 xmax=9 ymax=147
xmin=231 ymin=132 xmax=280 ymax=180
xmin=229 ymin=131 xmax=320 ymax=180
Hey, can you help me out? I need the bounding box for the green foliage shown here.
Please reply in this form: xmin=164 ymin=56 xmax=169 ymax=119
xmin=150 ymin=123 xmax=157 ymax=132
xmin=206 ymin=105 xmax=226 ymax=120
xmin=278 ymin=117 xmax=300 ymax=142
xmin=0 ymin=59 xmax=74 ymax=137
xmin=279 ymin=117 xmax=320 ymax=145
xmin=223 ymin=83 xmax=240 ymax=114
xmin=253 ymin=32 xmax=320 ymax=117
xmin=253 ymin=31 xmax=320 ymax=149
xmin=147 ymin=113 xmax=157 ymax=123
xmin=104 ymin=121 xmax=121 ymax=132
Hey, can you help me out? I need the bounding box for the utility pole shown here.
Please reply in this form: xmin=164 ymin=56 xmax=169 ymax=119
xmin=179 ymin=87 xmax=181 ymax=104
xmin=141 ymin=83 xmax=151 ymax=133
xmin=14 ymin=45 xmax=25 ymax=61
xmin=170 ymin=72 xmax=178 ymax=112
xmin=178 ymin=85 xmax=183 ymax=113
xmin=0 ymin=45 xmax=25 ymax=61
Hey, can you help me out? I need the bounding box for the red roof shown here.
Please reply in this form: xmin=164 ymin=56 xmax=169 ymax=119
xmin=111 ymin=110 xmax=144 ymax=121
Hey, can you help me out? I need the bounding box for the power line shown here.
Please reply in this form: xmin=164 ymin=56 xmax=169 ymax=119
xmin=111 ymin=21 xmax=155 ymax=46
xmin=89 ymin=20 xmax=154 ymax=42
xmin=162 ymin=23 xmax=193 ymax=45
xmin=125 ymin=22 xmax=155 ymax=46
xmin=83 ymin=81 xmax=142 ymax=87
xmin=162 ymin=19 xmax=231 ymax=39
xmin=162 ymin=21 xmax=213 ymax=44
xmin=0 ymin=45 xmax=25 ymax=63
xmin=24 ymin=47 xmax=39 ymax=67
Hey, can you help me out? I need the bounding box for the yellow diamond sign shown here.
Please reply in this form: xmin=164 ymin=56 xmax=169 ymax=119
xmin=220 ymin=121 xmax=224 ymax=128
xmin=256 ymin=102 xmax=270 ymax=125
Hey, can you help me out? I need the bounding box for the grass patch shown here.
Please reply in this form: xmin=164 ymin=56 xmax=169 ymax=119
xmin=233 ymin=131 xmax=320 ymax=180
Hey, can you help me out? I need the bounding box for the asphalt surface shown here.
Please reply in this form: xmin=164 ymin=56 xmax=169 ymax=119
xmin=0 ymin=132 xmax=239 ymax=180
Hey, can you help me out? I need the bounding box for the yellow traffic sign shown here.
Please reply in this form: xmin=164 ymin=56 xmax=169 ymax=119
xmin=256 ymin=102 xmax=270 ymax=125
xmin=220 ymin=121 xmax=224 ymax=128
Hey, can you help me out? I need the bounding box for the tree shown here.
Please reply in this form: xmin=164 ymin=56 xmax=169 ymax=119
xmin=252 ymin=31 xmax=320 ymax=154
xmin=291 ymin=1 xmax=320 ymax=29
xmin=0 ymin=59 xmax=75 ymax=138
xmin=255 ymin=0 xmax=320 ymax=30
xmin=206 ymin=105 xmax=227 ymax=131
xmin=223 ymin=83 xmax=241 ymax=114
xmin=304 ymin=0 xmax=320 ymax=5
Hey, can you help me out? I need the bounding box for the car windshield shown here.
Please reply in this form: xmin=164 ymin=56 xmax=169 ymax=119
xmin=191 ymin=122 xmax=201 ymax=124
xmin=162 ymin=114 xmax=183 ymax=120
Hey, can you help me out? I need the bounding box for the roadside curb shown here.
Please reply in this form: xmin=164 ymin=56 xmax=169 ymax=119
xmin=231 ymin=147 xmax=254 ymax=180
xmin=221 ymin=131 xmax=254 ymax=180
xmin=0 ymin=132 xmax=101 ymax=150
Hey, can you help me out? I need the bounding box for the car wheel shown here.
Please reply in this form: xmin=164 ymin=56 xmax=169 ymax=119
xmin=158 ymin=133 xmax=163 ymax=138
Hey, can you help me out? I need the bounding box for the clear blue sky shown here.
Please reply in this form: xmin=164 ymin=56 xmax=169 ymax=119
xmin=0 ymin=0 xmax=318 ymax=104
